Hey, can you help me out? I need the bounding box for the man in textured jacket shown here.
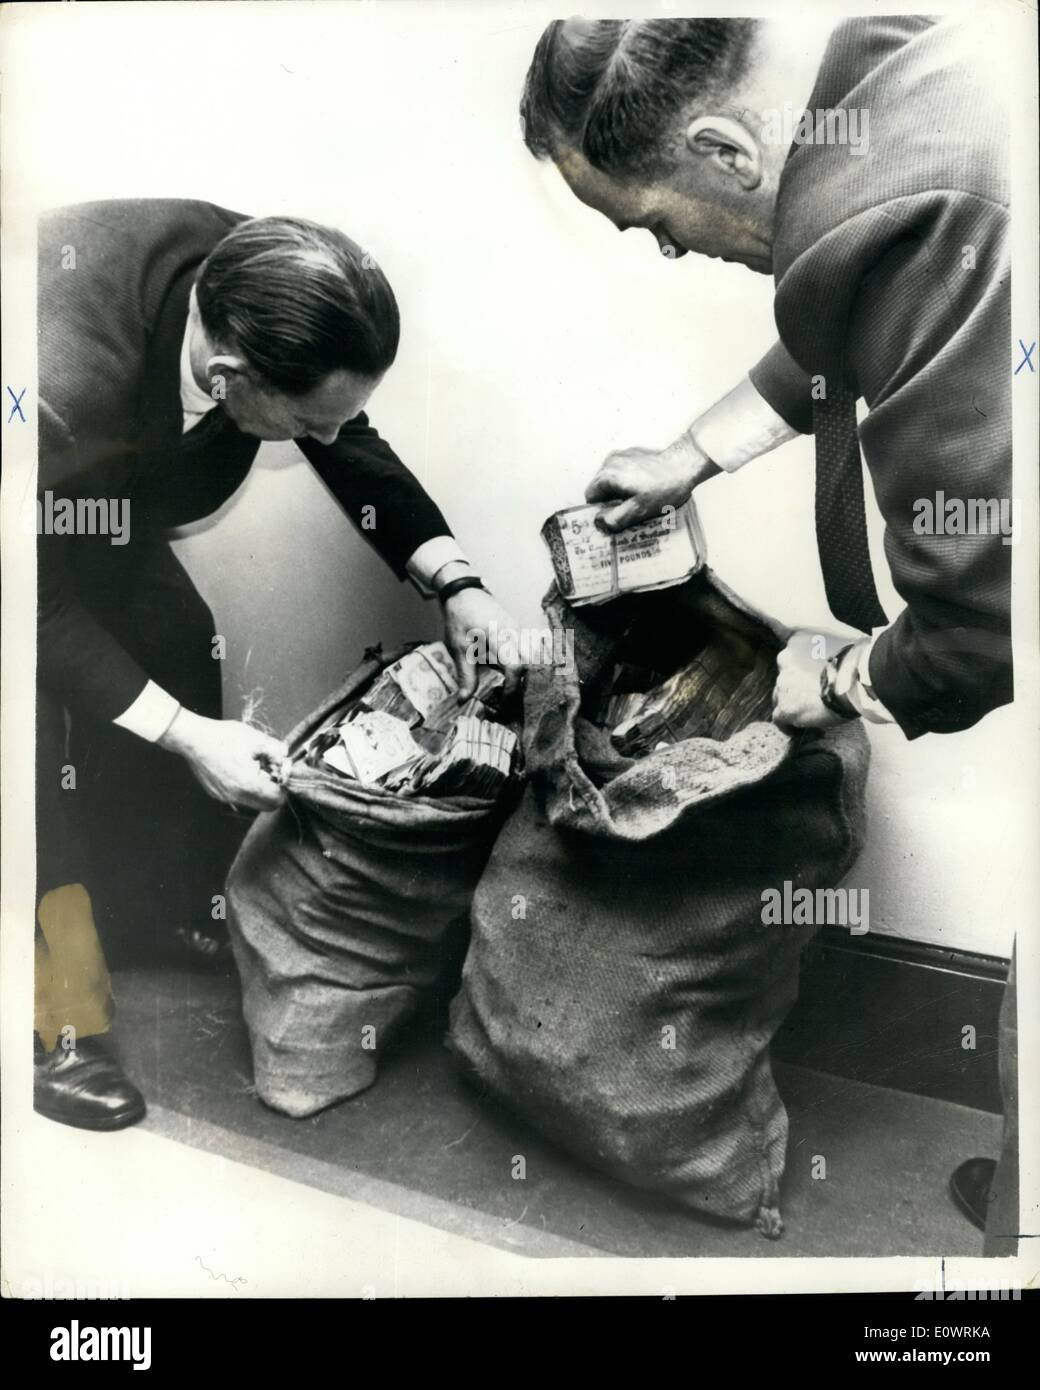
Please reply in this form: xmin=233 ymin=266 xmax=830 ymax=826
xmin=519 ymin=13 xmax=1015 ymax=1247
xmin=519 ymin=13 xmax=1011 ymax=739
xmin=36 ymin=200 xmax=518 ymax=1129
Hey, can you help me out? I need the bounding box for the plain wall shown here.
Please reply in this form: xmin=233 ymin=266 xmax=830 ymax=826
xmin=15 ymin=1 xmax=1029 ymax=956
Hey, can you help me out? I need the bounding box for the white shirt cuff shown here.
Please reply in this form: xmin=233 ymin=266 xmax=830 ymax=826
xmin=840 ymin=637 xmax=895 ymax=725
xmin=688 ymin=375 xmax=800 ymax=474
xmin=405 ymin=536 xmax=474 ymax=596
xmin=113 ymin=681 xmax=182 ymax=742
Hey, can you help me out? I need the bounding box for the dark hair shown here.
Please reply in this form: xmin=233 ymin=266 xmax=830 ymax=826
xmin=520 ymin=18 xmax=756 ymax=175
xmin=195 ymin=217 xmax=399 ymax=395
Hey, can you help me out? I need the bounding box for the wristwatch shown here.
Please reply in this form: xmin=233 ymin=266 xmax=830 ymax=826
xmin=436 ymin=575 xmax=488 ymax=605
xmin=819 ymin=644 xmax=860 ymax=720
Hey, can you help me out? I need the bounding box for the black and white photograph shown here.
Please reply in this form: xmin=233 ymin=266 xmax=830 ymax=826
xmin=1 ymin=0 xmax=1037 ymax=1338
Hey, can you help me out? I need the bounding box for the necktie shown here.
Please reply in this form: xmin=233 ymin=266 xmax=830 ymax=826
xmin=812 ymin=384 xmax=888 ymax=633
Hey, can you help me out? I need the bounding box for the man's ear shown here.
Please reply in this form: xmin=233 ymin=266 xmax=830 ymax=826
xmin=684 ymin=115 xmax=763 ymax=190
xmin=205 ymin=353 xmax=249 ymax=402
xmin=206 ymin=353 xmax=248 ymax=379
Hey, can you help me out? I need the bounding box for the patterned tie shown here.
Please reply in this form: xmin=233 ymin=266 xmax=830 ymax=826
xmin=812 ymin=384 xmax=887 ymax=633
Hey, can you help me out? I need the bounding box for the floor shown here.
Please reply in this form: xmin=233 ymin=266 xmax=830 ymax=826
xmin=110 ymin=962 xmax=1000 ymax=1259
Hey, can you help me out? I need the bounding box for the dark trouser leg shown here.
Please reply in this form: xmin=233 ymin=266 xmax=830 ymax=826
xmin=34 ymin=694 xmax=144 ymax=1128
xmin=984 ymin=948 xmax=1018 ymax=1257
xmin=35 ymin=691 xmax=114 ymax=1049
xmin=58 ymin=531 xmax=248 ymax=965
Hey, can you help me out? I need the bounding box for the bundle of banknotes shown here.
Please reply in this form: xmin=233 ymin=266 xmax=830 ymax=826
xmin=383 ymin=714 xmax=519 ymax=797
xmin=605 ymin=641 xmax=776 ymax=757
xmin=360 ymin=642 xmax=460 ymax=727
xmin=541 ymin=497 xmax=707 ymax=606
xmin=315 ymin=642 xmax=520 ymax=798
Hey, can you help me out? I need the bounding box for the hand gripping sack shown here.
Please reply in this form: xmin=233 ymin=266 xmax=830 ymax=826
xmin=449 ymin=572 xmax=870 ymax=1236
xmin=227 ymin=644 xmax=515 ymax=1118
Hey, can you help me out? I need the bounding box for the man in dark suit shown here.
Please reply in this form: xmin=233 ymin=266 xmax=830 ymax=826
xmin=519 ymin=15 xmax=1014 ymax=1245
xmin=36 ymin=200 xmax=520 ymax=1130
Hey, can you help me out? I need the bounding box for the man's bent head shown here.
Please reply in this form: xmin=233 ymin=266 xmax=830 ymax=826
xmin=520 ymin=18 xmax=783 ymax=273
xmin=194 ymin=217 xmax=398 ymax=442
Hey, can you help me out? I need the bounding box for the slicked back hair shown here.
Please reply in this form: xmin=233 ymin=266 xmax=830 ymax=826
xmin=196 ymin=217 xmax=399 ymax=396
xmin=520 ymin=18 xmax=756 ymax=176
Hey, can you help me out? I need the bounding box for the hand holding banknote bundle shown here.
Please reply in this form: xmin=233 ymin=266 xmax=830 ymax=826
xmin=304 ymin=643 xmax=522 ymax=800
xmin=542 ymin=498 xmax=774 ymax=754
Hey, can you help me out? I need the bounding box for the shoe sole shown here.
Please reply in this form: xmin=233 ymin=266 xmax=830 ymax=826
xmin=33 ymin=1100 xmax=147 ymax=1132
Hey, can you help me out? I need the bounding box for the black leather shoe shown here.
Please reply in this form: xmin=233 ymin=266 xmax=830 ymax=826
xmin=34 ymin=1037 xmax=146 ymax=1132
xmin=949 ymin=1158 xmax=997 ymax=1231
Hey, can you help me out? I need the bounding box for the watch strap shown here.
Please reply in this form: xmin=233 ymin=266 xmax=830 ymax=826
xmin=437 ymin=576 xmax=488 ymax=605
xmin=819 ymin=644 xmax=860 ymax=720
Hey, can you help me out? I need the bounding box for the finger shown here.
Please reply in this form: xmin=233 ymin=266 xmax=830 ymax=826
xmin=779 ymin=640 xmax=805 ymax=667
xmin=243 ymin=761 xmax=288 ymax=801
xmin=584 ymin=471 xmax=624 ymax=503
xmin=595 ymin=498 xmax=644 ymax=533
xmin=252 ymin=733 xmax=289 ymax=761
xmin=454 ymin=653 xmax=478 ymax=701
xmin=771 ymin=698 xmax=796 ymax=728
xmin=500 ymin=659 xmax=523 ymax=697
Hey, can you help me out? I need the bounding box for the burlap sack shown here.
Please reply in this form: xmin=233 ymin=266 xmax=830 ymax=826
xmin=449 ymin=572 xmax=870 ymax=1235
xmin=227 ymin=644 xmax=514 ymax=1118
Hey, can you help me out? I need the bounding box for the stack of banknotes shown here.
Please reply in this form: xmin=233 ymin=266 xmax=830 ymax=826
xmin=607 ymin=641 xmax=775 ymax=757
xmin=361 ymin=642 xmax=460 ymax=726
xmin=317 ymin=643 xmax=520 ymax=798
xmin=383 ymin=714 xmax=518 ymax=797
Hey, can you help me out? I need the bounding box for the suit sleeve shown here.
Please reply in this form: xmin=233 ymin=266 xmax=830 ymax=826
xmin=748 ymin=339 xmax=816 ymax=434
xmin=37 ymin=400 xmax=152 ymax=721
xmin=848 ymin=196 xmax=1012 ymax=738
xmin=298 ymin=413 xmax=452 ymax=579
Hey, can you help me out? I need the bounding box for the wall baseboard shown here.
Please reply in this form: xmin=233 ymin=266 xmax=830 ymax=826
xmin=774 ymin=929 xmax=1010 ymax=1114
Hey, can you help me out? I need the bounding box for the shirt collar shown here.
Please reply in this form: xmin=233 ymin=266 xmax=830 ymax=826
xmin=179 ymin=289 xmax=218 ymax=420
